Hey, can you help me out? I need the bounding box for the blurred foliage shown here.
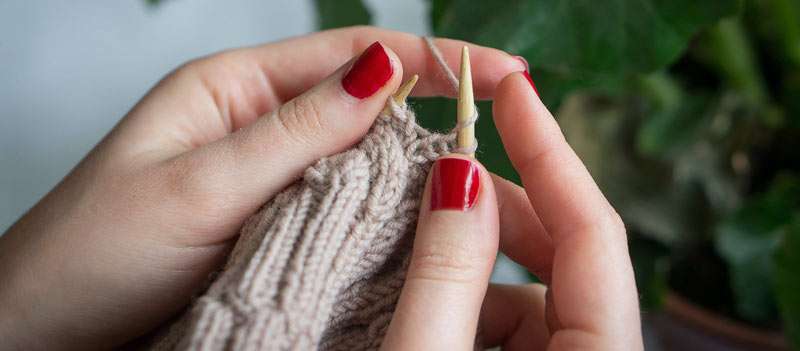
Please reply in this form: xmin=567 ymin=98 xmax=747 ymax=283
xmin=314 ymin=0 xmax=371 ymax=30
xmin=630 ymin=236 xmax=670 ymax=309
xmin=776 ymin=217 xmax=800 ymax=348
xmin=431 ymin=0 xmax=741 ymax=106
xmin=312 ymin=0 xmax=800 ymax=346
xmin=716 ymin=176 xmax=800 ymax=323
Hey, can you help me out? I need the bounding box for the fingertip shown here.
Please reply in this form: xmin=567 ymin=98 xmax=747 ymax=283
xmin=378 ymin=41 xmax=405 ymax=91
xmin=468 ymin=47 xmax=526 ymax=99
xmin=493 ymin=71 xmax=550 ymax=139
xmin=426 ymin=154 xmax=496 ymax=213
xmin=384 ymin=155 xmax=498 ymax=350
xmin=496 ymin=71 xmax=537 ymax=103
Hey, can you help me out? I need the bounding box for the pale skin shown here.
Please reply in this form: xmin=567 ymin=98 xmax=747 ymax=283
xmin=0 ymin=26 xmax=643 ymax=350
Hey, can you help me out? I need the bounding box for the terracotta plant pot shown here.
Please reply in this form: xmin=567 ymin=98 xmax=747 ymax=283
xmin=649 ymin=291 xmax=789 ymax=351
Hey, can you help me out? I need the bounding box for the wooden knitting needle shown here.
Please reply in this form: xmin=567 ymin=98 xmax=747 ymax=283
xmin=457 ymin=46 xmax=475 ymax=157
xmin=394 ymin=74 xmax=419 ymax=103
xmin=383 ymin=74 xmax=419 ymax=114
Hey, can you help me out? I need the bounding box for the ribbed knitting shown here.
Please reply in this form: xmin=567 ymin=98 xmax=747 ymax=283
xmin=146 ymin=99 xmax=455 ymax=350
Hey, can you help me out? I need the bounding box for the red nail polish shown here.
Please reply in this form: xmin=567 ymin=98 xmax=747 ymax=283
xmin=431 ymin=158 xmax=480 ymax=211
xmin=342 ymin=42 xmax=393 ymax=99
xmin=522 ymin=70 xmax=540 ymax=97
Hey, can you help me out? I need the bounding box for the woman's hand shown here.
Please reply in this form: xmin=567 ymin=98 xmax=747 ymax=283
xmin=381 ymin=73 xmax=643 ymax=350
xmin=0 ymin=27 xmax=526 ymax=349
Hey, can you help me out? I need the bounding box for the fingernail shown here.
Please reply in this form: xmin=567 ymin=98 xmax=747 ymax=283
xmin=513 ymin=56 xmax=539 ymax=96
xmin=514 ymin=55 xmax=530 ymax=71
xmin=522 ymin=70 xmax=540 ymax=97
xmin=431 ymin=158 xmax=480 ymax=211
xmin=342 ymin=42 xmax=393 ymax=99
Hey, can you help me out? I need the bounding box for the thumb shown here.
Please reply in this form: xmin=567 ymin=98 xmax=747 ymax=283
xmin=158 ymin=42 xmax=403 ymax=241
xmin=382 ymin=155 xmax=499 ymax=350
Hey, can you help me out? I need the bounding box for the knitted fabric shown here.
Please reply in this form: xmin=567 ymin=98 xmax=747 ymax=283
xmin=147 ymin=99 xmax=455 ymax=350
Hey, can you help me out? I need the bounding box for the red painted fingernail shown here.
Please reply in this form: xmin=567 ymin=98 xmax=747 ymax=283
xmin=342 ymin=42 xmax=393 ymax=99
xmin=431 ymin=158 xmax=480 ymax=211
xmin=522 ymin=70 xmax=540 ymax=97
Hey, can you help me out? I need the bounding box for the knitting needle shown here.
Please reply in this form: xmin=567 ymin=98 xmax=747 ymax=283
xmin=394 ymin=74 xmax=419 ymax=103
xmin=457 ymin=46 xmax=475 ymax=157
xmin=383 ymin=74 xmax=419 ymax=114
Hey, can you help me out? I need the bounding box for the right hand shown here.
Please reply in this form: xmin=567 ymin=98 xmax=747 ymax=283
xmin=381 ymin=72 xmax=644 ymax=350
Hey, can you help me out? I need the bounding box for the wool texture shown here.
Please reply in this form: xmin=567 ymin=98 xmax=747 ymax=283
xmin=146 ymin=99 xmax=456 ymax=350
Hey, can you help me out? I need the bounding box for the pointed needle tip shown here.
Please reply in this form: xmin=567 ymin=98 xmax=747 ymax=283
xmin=458 ymin=46 xmax=473 ymax=108
xmin=457 ymin=46 xmax=475 ymax=157
xmin=393 ymin=74 xmax=419 ymax=104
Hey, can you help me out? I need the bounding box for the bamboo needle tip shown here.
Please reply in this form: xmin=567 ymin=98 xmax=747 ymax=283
xmin=393 ymin=74 xmax=419 ymax=103
xmin=460 ymin=46 xmax=470 ymax=71
xmin=457 ymin=46 xmax=475 ymax=157
xmin=384 ymin=74 xmax=419 ymax=115
xmin=458 ymin=46 xmax=473 ymax=109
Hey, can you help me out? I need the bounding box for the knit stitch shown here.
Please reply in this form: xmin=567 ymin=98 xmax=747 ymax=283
xmin=144 ymin=99 xmax=455 ymax=351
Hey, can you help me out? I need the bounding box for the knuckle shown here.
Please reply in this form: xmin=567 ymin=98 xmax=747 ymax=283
xmin=517 ymin=144 xmax=559 ymax=179
xmin=172 ymin=56 xmax=211 ymax=81
xmin=578 ymin=204 xmax=628 ymax=240
xmin=581 ymin=217 xmax=625 ymax=238
xmin=607 ymin=207 xmax=627 ymax=234
xmin=407 ymin=241 xmax=489 ymax=285
xmin=555 ymin=204 xmax=627 ymax=240
xmin=275 ymin=94 xmax=326 ymax=146
xmin=169 ymin=49 xmax=241 ymax=89
xmin=171 ymin=58 xmax=202 ymax=78
xmin=179 ymin=49 xmax=237 ymax=73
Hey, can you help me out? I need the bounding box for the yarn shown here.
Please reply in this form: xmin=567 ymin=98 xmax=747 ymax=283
xmin=141 ymin=38 xmax=474 ymax=350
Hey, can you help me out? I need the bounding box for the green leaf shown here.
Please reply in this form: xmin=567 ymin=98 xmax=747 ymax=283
xmin=694 ymin=18 xmax=769 ymax=105
xmin=750 ymin=0 xmax=800 ymax=68
xmin=716 ymin=175 xmax=800 ymax=323
xmin=635 ymin=73 xmax=712 ymax=157
xmin=314 ymin=0 xmax=371 ymax=30
xmin=716 ymin=223 xmax=782 ymax=323
xmin=775 ymin=217 xmax=800 ymax=349
xmin=425 ymin=0 xmax=741 ymax=186
xmin=431 ymin=0 xmax=741 ymax=106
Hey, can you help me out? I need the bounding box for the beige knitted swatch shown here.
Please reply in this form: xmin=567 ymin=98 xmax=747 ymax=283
xmin=147 ymin=99 xmax=455 ymax=350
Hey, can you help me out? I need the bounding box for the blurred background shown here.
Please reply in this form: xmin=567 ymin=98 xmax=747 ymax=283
xmin=2 ymin=1 xmax=799 ymax=350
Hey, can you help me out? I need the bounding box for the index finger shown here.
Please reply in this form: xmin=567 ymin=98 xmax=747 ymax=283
xmin=493 ymin=72 xmax=642 ymax=350
xmin=249 ymin=26 xmax=524 ymax=101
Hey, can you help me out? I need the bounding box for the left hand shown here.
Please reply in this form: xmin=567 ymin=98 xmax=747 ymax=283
xmin=0 ymin=26 xmax=525 ymax=349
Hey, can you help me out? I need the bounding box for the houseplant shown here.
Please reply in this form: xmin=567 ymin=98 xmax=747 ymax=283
xmin=315 ymin=0 xmax=800 ymax=349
